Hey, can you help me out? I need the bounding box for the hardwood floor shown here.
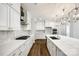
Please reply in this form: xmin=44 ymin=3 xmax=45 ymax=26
xmin=28 ymin=39 xmax=50 ymax=56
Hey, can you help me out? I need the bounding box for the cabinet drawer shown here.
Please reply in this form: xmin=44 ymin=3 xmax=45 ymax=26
xmin=47 ymin=39 xmax=56 ymax=56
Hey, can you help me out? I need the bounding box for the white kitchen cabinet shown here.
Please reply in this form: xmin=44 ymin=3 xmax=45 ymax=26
xmin=9 ymin=7 xmax=20 ymax=30
xmin=9 ymin=35 xmax=35 ymax=56
xmin=9 ymin=43 xmax=26 ymax=56
xmin=0 ymin=4 xmax=9 ymax=30
xmin=56 ymin=48 xmax=66 ymax=56
xmin=8 ymin=3 xmax=20 ymax=13
xmin=21 ymin=35 xmax=35 ymax=56
xmin=47 ymin=38 xmax=56 ymax=56
xmin=19 ymin=36 xmax=34 ymax=56
xmin=9 ymin=48 xmax=21 ymax=56
xmin=47 ymin=37 xmax=66 ymax=56
xmin=0 ymin=3 xmax=20 ymax=30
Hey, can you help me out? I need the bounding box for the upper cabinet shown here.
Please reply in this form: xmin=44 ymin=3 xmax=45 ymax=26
xmin=0 ymin=3 xmax=20 ymax=30
xmin=8 ymin=3 xmax=20 ymax=13
xmin=0 ymin=4 xmax=9 ymax=30
xmin=9 ymin=7 xmax=20 ymax=30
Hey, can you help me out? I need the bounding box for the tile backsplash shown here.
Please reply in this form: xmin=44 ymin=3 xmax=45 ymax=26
xmin=14 ymin=30 xmax=31 ymax=38
xmin=0 ymin=31 xmax=13 ymax=43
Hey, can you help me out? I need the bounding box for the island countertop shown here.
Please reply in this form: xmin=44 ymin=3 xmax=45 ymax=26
xmin=0 ymin=34 xmax=34 ymax=56
xmin=46 ymin=35 xmax=79 ymax=56
xmin=0 ymin=40 xmax=26 ymax=56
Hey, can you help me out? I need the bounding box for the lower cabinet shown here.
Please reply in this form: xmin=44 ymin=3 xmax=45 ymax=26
xmin=0 ymin=3 xmax=20 ymax=30
xmin=9 ymin=35 xmax=34 ymax=56
xmin=56 ymin=48 xmax=66 ymax=56
xmin=47 ymin=38 xmax=56 ymax=56
xmin=9 ymin=49 xmax=20 ymax=56
xmin=9 ymin=43 xmax=27 ymax=56
xmin=9 ymin=6 xmax=20 ymax=30
xmin=47 ymin=38 xmax=66 ymax=56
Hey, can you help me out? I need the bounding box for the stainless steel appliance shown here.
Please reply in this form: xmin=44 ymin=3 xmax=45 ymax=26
xmin=52 ymin=28 xmax=57 ymax=34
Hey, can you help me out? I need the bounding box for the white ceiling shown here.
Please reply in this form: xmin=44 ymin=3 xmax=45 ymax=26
xmin=22 ymin=3 xmax=75 ymax=20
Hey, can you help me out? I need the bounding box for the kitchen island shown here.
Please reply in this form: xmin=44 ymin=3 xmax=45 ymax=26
xmin=46 ymin=35 xmax=79 ymax=56
xmin=0 ymin=34 xmax=35 ymax=56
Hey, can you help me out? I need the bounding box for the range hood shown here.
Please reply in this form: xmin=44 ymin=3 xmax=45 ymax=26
xmin=20 ymin=6 xmax=27 ymax=25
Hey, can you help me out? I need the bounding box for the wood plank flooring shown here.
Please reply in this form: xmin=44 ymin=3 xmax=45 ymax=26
xmin=28 ymin=39 xmax=50 ymax=56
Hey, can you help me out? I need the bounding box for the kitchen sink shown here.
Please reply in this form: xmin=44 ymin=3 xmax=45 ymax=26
xmin=16 ymin=36 xmax=30 ymax=40
xmin=50 ymin=36 xmax=59 ymax=40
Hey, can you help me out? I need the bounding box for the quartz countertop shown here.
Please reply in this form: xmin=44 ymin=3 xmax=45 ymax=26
xmin=0 ymin=40 xmax=26 ymax=56
xmin=0 ymin=34 xmax=34 ymax=56
xmin=46 ymin=35 xmax=79 ymax=56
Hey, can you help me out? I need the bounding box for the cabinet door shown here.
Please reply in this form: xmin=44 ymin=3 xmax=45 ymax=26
xmin=9 ymin=49 xmax=21 ymax=56
xmin=56 ymin=48 xmax=66 ymax=56
xmin=0 ymin=4 xmax=9 ymax=30
xmin=10 ymin=7 xmax=20 ymax=30
xmin=8 ymin=3 xmax=20 ymax=13
xmin=47 ymin=39 xmax=56 ymax=56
